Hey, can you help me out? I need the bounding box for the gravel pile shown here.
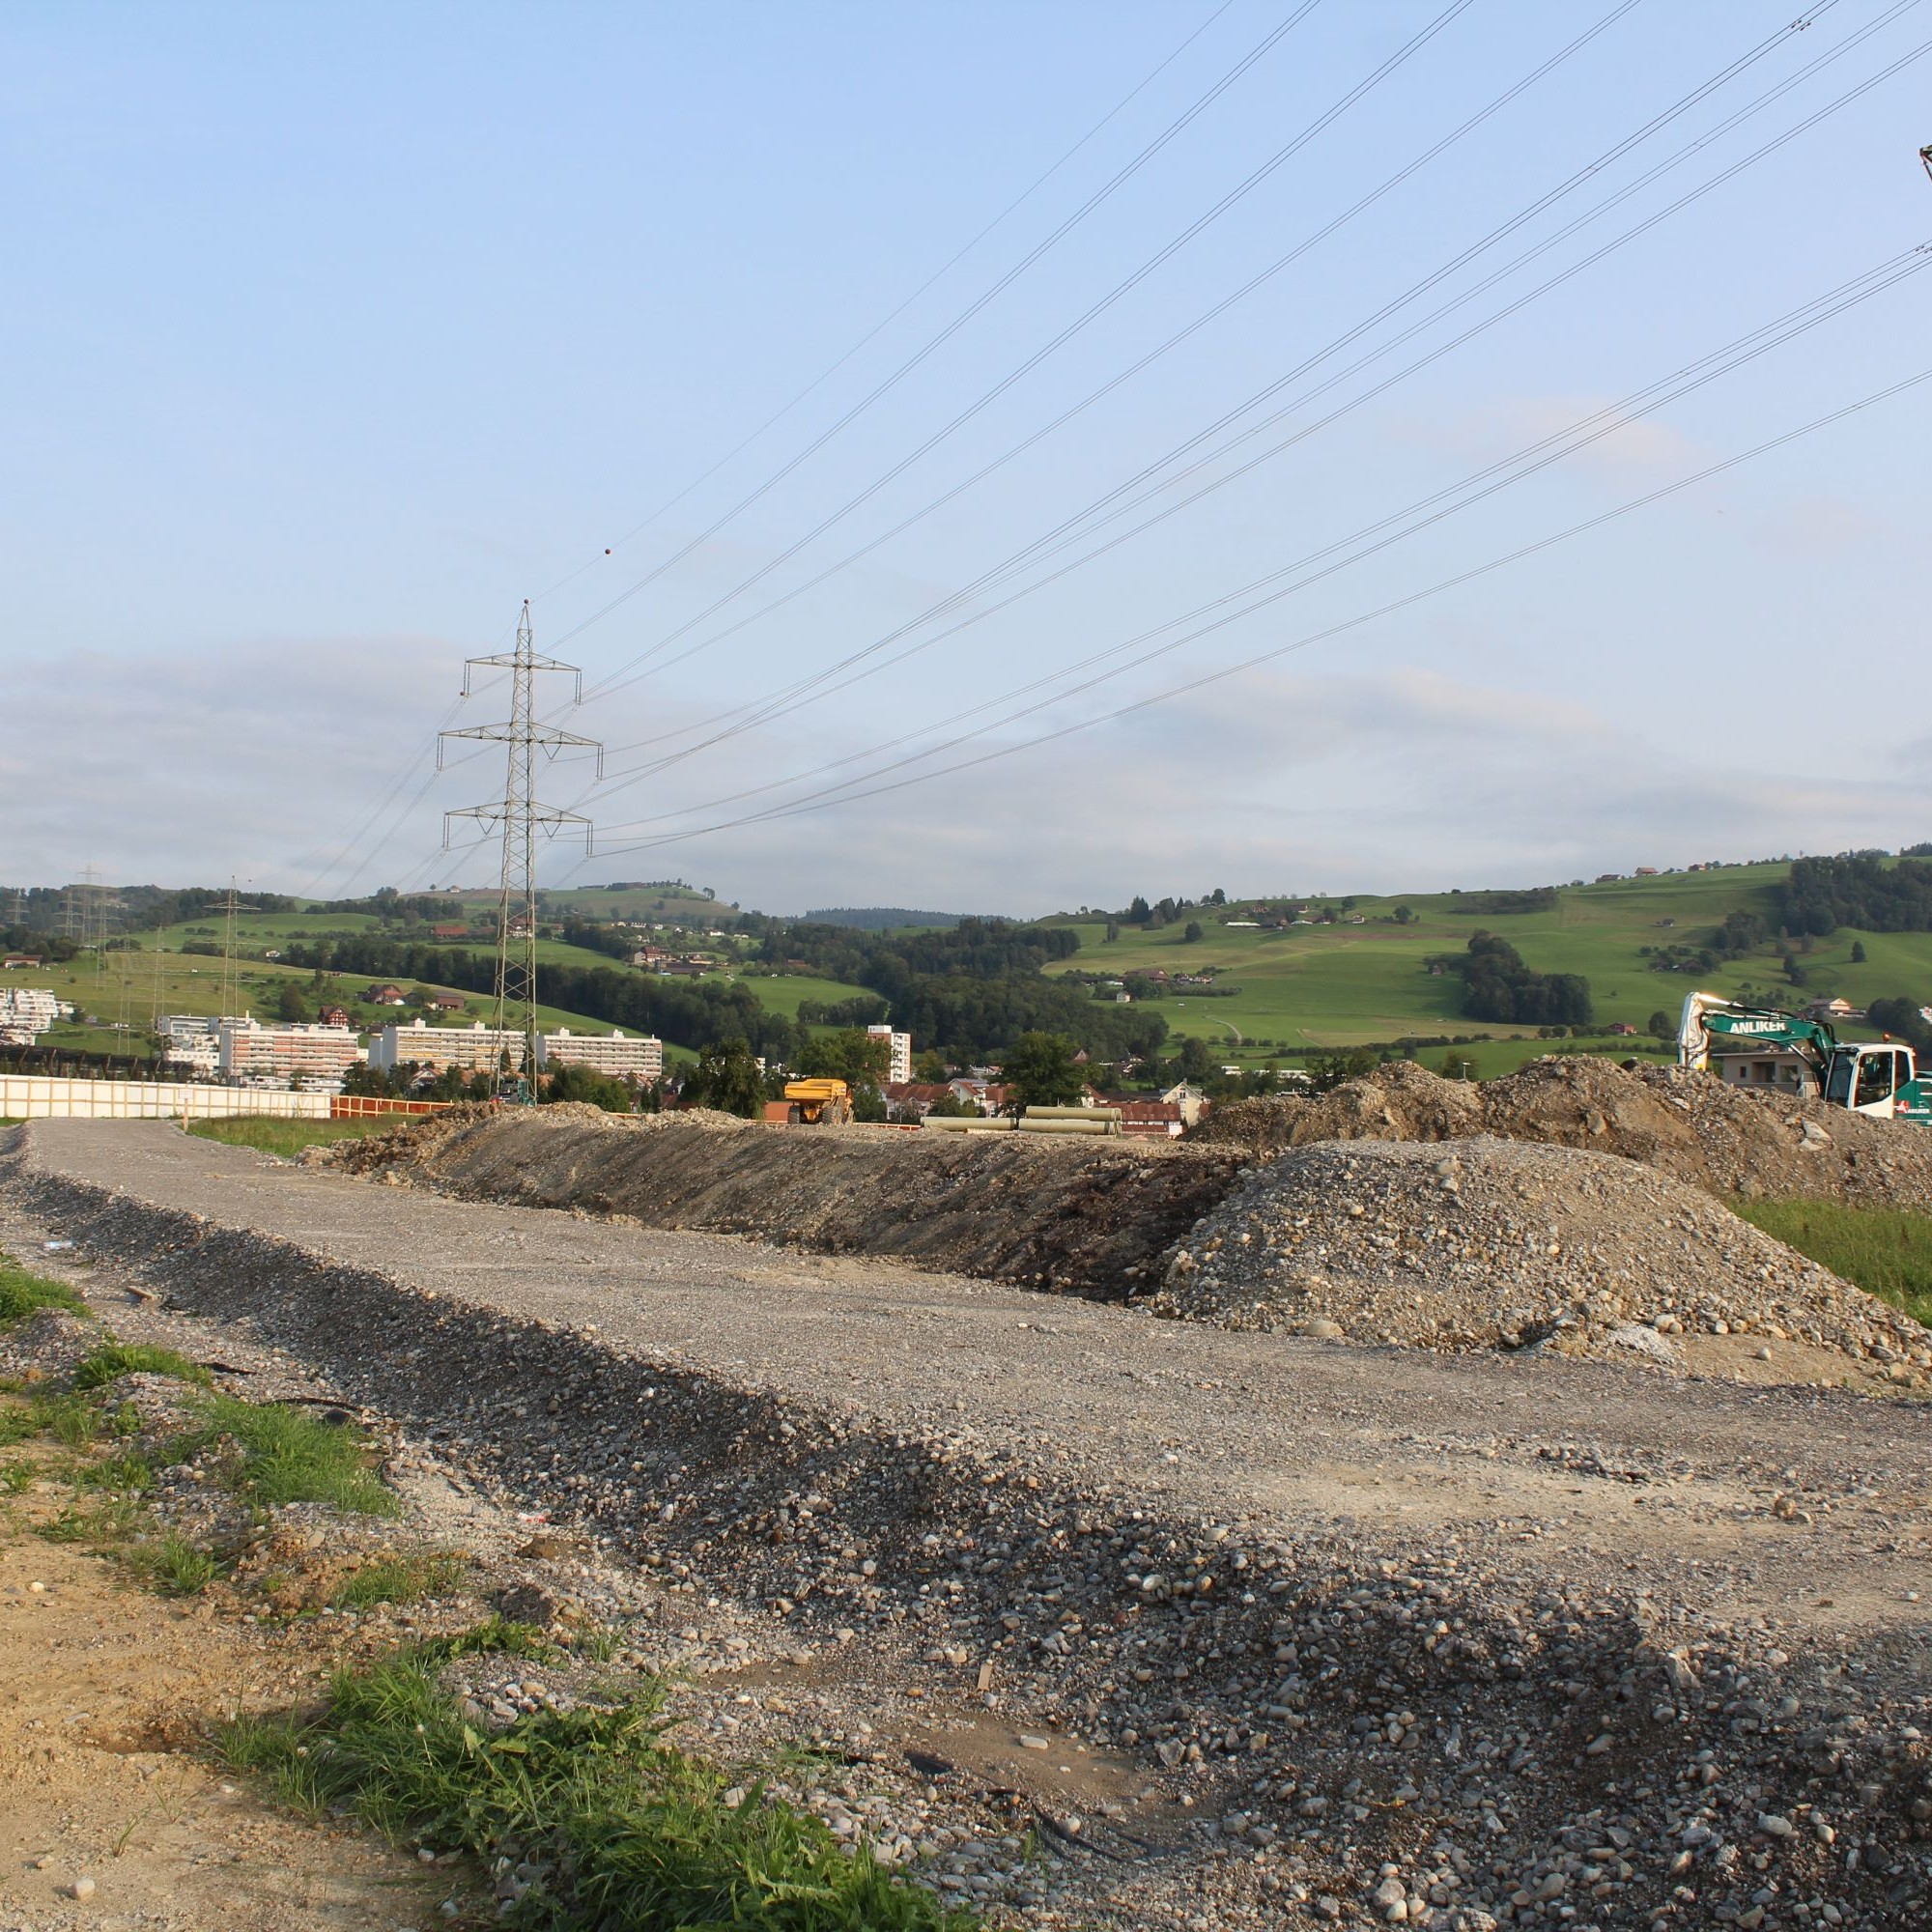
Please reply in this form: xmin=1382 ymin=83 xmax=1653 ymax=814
xmin=1194 ymin=1058 xmax=1932 ymax=1208
xmin=329 ymin=1103 xmax=1242 ymax=1298
xmin=10 ymin=1126 xmax=1932 ymax=1931
xmin=1145 ymin=1137 xmax=1932 ymax=1384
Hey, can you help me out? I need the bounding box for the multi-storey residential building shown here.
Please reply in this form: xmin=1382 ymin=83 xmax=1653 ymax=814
xmin=0 ymin=986 xmax=65 ymax=1037
xmin=867 ymin=1023 xmax=912 ymax=1085
xmin=540 ymin=1028 xmax=663 ymax=1081
xmin=216 ymin=1019 xmax=364 ymax=1084
xmin=367 ymin=1017 xmax=523 ymax=1073
xmin=156 ymin=1013 xmax=222 ymax=1075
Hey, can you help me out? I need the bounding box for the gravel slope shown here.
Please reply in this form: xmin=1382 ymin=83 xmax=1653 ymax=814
xmin=1146 ymin=1137 xmax=1931 ymax=1388
xmin=7 ymin=1122 xmax=1931 ymax=1930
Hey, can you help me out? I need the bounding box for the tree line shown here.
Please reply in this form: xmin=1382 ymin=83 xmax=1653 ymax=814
xmin=1778 ymin=855 xmax=1932 ymax=937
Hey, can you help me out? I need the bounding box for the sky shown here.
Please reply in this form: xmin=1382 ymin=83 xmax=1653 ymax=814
xmin=5 ymin=0 xmax=1930 ymax=916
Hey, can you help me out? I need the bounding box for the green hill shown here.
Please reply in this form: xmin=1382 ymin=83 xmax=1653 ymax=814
xmin=1035 ymin=863 xmax=1932 ymax=1078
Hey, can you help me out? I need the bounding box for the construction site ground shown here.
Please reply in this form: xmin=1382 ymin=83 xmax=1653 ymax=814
xmin=3 ymin=1119 xmax=1930 ymax=1929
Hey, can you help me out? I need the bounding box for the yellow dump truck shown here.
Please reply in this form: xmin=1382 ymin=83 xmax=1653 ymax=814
xmin=777 ymin=1077 xmax=851 ymax=1125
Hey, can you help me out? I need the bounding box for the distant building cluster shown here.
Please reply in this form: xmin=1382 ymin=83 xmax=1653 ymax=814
xmin=0 ymin=985 xmax=69 ymax=1046
xmin=368 ymin=1017 xmax=662 ymax=1083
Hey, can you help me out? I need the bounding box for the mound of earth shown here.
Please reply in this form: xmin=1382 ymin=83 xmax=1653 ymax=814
xmin=1194 ymin=1056 xmax=1932 ymax=1206
xmin=327 ymin=1105 xmax=1242 ymax=1297
xmin=1145 ymin=1135 xmax=1932 ymax=1385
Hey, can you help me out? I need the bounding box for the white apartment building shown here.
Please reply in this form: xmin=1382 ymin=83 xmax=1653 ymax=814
xmin=368 ymin=1017 xmax=524 ymax=1073
xmin=540 ymin=1028 xmax=663 ymax=1081
xmin=155 ymin=1014 xmax=226 ymax=1074
xmin=867 ymin=1023 xmax=912 ymax=1085
xmin=217 ymin=1019 xmax=364 ymax=1083
xmin=0 ymin=987 xmax=65 ymax=1037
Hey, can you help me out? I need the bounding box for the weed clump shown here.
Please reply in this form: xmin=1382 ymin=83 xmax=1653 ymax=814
xmin=329 ymin=1550 xmax=464 ymax=1610
xmin=225 ymin=1657 xmax=978 ymax=1930
xmin=168 ymin=1395 xmax=396 ymax=1518
xmin=0 ymin=1258 xmax=89 ymax=1326
xmin=72 ymin=1342 xmax=213 ymax=1392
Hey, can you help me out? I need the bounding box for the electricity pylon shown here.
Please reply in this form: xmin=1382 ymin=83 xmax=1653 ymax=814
xmin=441 ymin=602 xmax=600 ymax=1100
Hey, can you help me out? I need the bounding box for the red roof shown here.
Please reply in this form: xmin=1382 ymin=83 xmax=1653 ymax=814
xmin=884 ymin=1082 xmax=955 ymax=1106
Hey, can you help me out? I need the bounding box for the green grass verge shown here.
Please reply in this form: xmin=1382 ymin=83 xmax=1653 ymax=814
xmin=1732 ymin=1198 xmax=1932 ymax=1327
xmin=186 ymin=1116 xmax=410 ymax=1157
xmin=0 ymin=1257 xmax=89 ymax=1326
xmin=223 ymin=1656 xmax=978 ymax=1931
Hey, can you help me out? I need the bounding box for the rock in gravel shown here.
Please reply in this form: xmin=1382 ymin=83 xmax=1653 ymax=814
xmin=1144 ymin=1134 xmax=1931 ymax=1378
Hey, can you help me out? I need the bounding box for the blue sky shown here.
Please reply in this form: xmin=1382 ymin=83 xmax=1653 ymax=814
xmin=5 ymin=2 xmax=1929 ymax=912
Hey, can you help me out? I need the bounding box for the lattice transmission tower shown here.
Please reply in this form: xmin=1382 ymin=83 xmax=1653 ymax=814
xmin=441 ymin=602 xmax=600 ymax=1100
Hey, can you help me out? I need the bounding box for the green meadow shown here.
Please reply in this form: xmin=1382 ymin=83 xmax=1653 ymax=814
xmin=1034 ymin=863 xmax=1932 ymax=1069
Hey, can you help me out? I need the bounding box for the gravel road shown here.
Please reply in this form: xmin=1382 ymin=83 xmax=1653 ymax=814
xmin=8 ymin=1120 xmax=1931 ymax=1930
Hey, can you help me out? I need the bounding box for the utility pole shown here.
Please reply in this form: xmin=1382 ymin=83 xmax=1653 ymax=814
xmin=441 ymin=602 xmax=600 ymax=1101
xmin=222 ymin=878 xmax=242 ymax=1019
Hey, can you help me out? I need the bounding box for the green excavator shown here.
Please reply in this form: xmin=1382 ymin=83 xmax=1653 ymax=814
xmin=1677 ymin=991 xmax=1932 ymax=1126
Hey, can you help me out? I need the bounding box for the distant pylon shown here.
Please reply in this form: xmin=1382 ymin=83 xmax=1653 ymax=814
xmin=441 ymin=602 xmax=600 ymax=1100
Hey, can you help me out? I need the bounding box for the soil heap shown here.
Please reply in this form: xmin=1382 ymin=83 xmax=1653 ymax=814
xmin=328 ymin=1103 xmax=1241 ymax=1297
xmin=1146 ymin=1134 xmax=1932 ymax=1384
xmin=1194 ymin=1056 xmax=1932 ymax=1206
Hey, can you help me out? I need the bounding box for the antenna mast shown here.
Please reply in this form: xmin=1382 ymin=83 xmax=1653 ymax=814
xmin=441 ymin=601 xmax=601 ymax=1101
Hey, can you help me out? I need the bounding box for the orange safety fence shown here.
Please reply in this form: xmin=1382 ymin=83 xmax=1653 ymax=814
xmin=328 ymin=1095 xmax=454 ymax=1120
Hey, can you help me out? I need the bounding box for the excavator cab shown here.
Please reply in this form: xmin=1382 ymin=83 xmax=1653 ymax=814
xmin=1823 ymin=1043 xmax=1918 ymax=1117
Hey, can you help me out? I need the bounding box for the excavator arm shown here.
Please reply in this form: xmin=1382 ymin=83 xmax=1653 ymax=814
xmin=1676 ymin=991 xmax=1836 ymax=1072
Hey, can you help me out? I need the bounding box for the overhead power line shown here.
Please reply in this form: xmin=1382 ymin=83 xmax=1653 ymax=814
xmin=584 ymin=244 xmax=1931 ymax=844
xmin=580 ymin=363 xmax=1932 ymax=862
xmin=551 ymin=0 xmax=1326 ymax=661
xmin=573 ymin=0 xmax=1649 ymax=725
xmin=559 ymin=0 xmax=1472 ymax=684
xmin=528 ymin=0 xmax=1242 ymax=610
xmin=574 ymin=2 xmax=1917 ymax=810
xmin=580 ymin=245 xmax=1932 ymax=841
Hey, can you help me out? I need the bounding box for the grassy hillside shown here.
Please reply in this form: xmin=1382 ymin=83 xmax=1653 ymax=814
xmin=1033 ymin=863 xmax=1932 ymax=1075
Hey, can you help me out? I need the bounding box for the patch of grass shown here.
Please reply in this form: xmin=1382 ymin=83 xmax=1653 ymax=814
xmin=223 ymin=1656 xmax=979 ymax=1931
xmin=36 ymin=1391 xmax=103 ymax=1448
xmin=0 ymin=1258 xmax=89 ymax=1326
xmin=415 ymin=1616 xmax=561 ymax=1664
xmin=38 ymin=1494 xmax=142 ymax=1545
xmin=1732 ymin=1197 xmax=1932 ymax=1327
xmin=80 ymin=1450 xmax=154 ymax=1494
xmin=0 ymin=1459 xmax=43 ymax=1494
xmin=72 ymin=1342 xmax=213 ymax=1392
xmin=186 ymin=1117 xmax=411 ymax=1157
xmin=0 ymin=1401 xmax=39 ymax=1447
xmin=328 ymin=1550 xmax=465 ymax=1611
xmin=173 ymin=1394 xmax=396 ymax=1518
xmin=126 ymin=1529 xmax=220 ymax=1595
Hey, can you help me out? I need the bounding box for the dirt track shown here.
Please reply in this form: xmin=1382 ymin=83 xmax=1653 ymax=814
xmin=14 ymin=1120 xmax=1930 ymax=1626
xmin=8 ymin=1121 xmax=1932 ymax=1929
